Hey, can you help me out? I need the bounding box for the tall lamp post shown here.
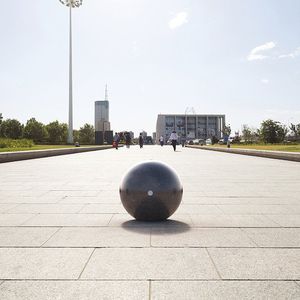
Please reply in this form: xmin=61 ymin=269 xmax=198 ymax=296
xmin=59 ymin=0 xmax=83 ymax=144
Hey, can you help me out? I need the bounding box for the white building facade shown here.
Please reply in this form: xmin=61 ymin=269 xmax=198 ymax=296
xmin=156 ymin=114 xmax=225 ymax=143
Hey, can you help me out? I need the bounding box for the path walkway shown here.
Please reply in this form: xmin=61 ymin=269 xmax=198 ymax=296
xmin=0 ymin=145 xmax=299 ymax=299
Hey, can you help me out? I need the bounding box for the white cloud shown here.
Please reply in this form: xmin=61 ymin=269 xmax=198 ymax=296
xmin=132 ymin=41 xmax=140 ymax=56
xmin=247 ymin=41 xmax=276 ymax=61
xmin=168 ymin=12 xmax=188 ymax=30
xmin=261 ymin=79 xmax=269 ymax=84
xmin=278 ymin=47 xmax=300 ymax=59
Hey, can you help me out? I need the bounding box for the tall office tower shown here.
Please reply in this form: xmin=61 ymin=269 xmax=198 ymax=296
xmin=95 ymin=85 xmax=110 ymax=131
xmin=94 ymin=85 xmax=112 ymax=144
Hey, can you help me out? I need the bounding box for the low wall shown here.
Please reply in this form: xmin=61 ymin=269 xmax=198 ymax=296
xmin=0 ymin=146 xmax=113 ymax=164
xmin=186 ymin=145 xmax=300 ymax=162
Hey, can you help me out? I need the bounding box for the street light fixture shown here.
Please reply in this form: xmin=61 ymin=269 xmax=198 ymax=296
xmin=59 ymin=0 xmax=83 ymax=144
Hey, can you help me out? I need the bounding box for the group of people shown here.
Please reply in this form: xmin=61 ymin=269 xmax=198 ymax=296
xmin=113 ymin=132 xmax=131 ymax=150
xmin=112 ymin=130 xmax=179 ymax=151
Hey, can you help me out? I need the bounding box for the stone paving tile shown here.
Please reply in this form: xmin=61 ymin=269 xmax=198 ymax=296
xmin=0 ymin=280 xmax=149 ymax=300
xmin=0 ymin=204 xmax=18 ymax=213
xmin=0 ymin=248 xmax=93 ymax=279
xmin=208 ymin=248 xmax=300 ymax=279
xmin=43 ymin=227 xmax=150 ymax=247
xmin=266 ymin=215 xmax=300 ymax=227
xmin=45 ymin=190 xmax=100 ymax=197
xmin=190 ymin=214 xmax=279 ymax=227
xmin=81 ymin=248 xmax=219 ymax=280
xmin=0 ymin=214 xmax=36 ymax=226
xmin=151 ymin=228 xmax=256 ymax=247
xmin=182 ymin=196 xmax=300 ymax=205
xmin=0 ymin=191 xmax=47 ymax=197
xmin=0 ymin=227 xmax=59 ymax=247
xmin=0 ymin=196 xmax=63 ymax=204
xmin=1 ymin=146 xmax=300 ymax=298
xmin=243 ymin=228 xmax=300 ymax=247
xmin=217 ymin=204 xmax=293 ymax=214
xmin=7 ymin=204 xmax=84 ymax=214
xmin=176 ymin=204 xmax=224 ymax=214
xmin=151 ymin=280 xmax=300 ymax=300
xmin=59 ymin=196 xmax=120 ymax=204
xmin=21 ymin=214 xmax=112 ymax=227
xmin=79 ymin=204 xmax=125 ymax=214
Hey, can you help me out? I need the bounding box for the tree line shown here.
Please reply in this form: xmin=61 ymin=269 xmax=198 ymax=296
xmin=0 ymin=114 xmax=95 ymax=145
xmin=240 ymin=119 xmax=300 ymax=144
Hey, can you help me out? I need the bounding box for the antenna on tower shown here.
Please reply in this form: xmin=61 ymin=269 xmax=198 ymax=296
xmin=105 ymin=84 xmax=108 ymax=101
xmin=185 ymin=107 xmax=196 ymax=114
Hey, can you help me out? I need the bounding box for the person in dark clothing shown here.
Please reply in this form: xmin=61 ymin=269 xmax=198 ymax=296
xmin=125 ymin=132 xmax=131 ymax=148
xmin=139 ymin=133 xmax=144 ymax=148
xmin=169 ymin=130 xmax=178 ymax=151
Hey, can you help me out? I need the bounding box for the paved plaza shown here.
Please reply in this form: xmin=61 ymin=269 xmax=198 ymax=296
xmin=0 ymin=145 xmax=300 ymax=299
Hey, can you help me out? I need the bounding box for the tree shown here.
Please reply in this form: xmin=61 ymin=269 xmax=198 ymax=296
xmin=289 ymin=123 xmax=300 ymax=137
xmin=222 ymin=124 xmax=231 ymax=136
xmin=23 ymin=118 xmax=47 ymax=143
xmin=79 ymin=123 xmax=95 ymax=144
xmin=45 ymin=121 xmax=68 ymax=144
xmin=260 ymin=119 xmax=287 ymax=143
xmin=0 ymin=113 xmax=3 ymax=124
xmin=0 ymin=119 xmax=23 ymax=139
xmin=221 ymin=124 xmax=231 ymax=143
xmin=241 ymin=124 xmax=259 ymax=143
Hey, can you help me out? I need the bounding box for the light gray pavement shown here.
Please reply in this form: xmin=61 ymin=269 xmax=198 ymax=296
xmin=0 ymin=145 xmax=300 ymax=299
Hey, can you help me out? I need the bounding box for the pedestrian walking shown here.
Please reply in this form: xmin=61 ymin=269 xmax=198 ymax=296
xmin=113 ymin=132 xmax=120 ymax=150
xmin=169 ymin=130 xmax=178 ymax=151
xmin=124 ymin=132 xmax=131 ymax=148
xmin=159 ymin=136 xmax=164 ymax=146
xmin=139 ymin=133 xmax=144 ymax=148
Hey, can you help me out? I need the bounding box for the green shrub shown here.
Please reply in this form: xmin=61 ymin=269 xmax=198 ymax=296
xmin=0 ymin=138 xmax=34 ymax=149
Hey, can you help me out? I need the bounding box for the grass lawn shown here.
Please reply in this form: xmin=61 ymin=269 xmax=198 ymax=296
xmin=208 ymin=144 xmax=300 ymax=152
xmin=0 ymin=145 xmax=101 ymax=152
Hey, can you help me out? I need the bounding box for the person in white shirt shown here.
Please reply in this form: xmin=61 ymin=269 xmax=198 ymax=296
xmin=169 ymin=130 xmax=178 ymax=151
xmin=159 ymin=136 xmax=164 ymax=146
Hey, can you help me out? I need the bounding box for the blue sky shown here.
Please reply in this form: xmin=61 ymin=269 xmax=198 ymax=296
xmin=0 ymin=0 xmax=299 ymax=136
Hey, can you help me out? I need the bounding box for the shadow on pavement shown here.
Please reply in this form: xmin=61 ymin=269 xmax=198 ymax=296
xmin=121 ymin=219 xmax=191 ymax=234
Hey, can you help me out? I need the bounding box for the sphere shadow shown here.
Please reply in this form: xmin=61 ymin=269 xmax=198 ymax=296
xmin=121 ymin=219 xmax=191 ymax=235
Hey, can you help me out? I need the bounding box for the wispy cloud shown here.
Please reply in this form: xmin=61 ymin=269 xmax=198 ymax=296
xmin=132 ymin=41 xmax=140 ymax=56
xmin=247 ymin=41 xmax=276 ymax=61
xmin=278 ymin=47 xmax=300 ymax=59
xmin=168 ymin=12 xmax=188 ymax=30
xmin=261 ymin=79 xmax=269 ymax=84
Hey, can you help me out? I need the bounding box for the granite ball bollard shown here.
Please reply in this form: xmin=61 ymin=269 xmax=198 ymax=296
xmin=119 ymin=161 xmax=183 ymax=221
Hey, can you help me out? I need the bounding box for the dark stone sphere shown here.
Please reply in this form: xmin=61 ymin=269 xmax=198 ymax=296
xmin=119 ymin=161 xmax=183 ymax=221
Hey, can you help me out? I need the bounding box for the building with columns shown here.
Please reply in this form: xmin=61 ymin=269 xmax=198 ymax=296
xmin=156 ymin=114 xmax=225 ymax=144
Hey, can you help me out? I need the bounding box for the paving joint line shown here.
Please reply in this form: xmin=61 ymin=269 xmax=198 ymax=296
xmin=205 ymin=248 xmax=222 ymax=280
xmin=148 ymin=280 xmax=152 ymax=300
xmin=77 ymin=248 xmax=96 ymax=280
xmin=1 ymin=246 xmax=300 ymax=249
xmin=0 ymin=278 xmax=299 ymax=282
xmin=39 ymin=227 xmax=63 ymax=248
xmin=239 ymin=228 xmax=260 ymax=247
xmin=294 ymin=281 xmax=300 ymax=287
